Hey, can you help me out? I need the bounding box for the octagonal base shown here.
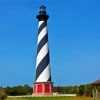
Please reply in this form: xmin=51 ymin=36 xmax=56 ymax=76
xmin=33 ymin=82 xmax=53 ymax=96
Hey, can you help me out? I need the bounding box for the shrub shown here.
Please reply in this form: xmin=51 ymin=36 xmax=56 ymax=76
xmin=0 ymin=91 xmax=7 ymax=100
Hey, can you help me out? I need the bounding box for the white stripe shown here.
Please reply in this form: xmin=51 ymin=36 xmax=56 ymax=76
xmin=36 ymin=42 xmax=48 ymax=68
xmin=36 ymin=64 xmax=51 ymax=82
xmin=38 ymin=26 xmax=47 ymax=44
xmin=38 ymin=21 xmax=44 ymax=28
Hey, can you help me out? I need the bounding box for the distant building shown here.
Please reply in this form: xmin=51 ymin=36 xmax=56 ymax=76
xmin=92 ymin=79 xmax=100 ymax=98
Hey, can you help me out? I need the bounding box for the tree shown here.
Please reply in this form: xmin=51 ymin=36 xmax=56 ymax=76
xmin=77 ymin=85 xmax=85 ymax=96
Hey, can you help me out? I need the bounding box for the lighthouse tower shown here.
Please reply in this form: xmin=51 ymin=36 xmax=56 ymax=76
xmin=33 ymin=6 xmax=53 ymax=95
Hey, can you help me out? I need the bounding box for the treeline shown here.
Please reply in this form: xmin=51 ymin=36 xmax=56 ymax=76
xmin=0 ymin=84 xmax=32 ymax=96
xmin=0 ymin=84 xmax=100 ymax=97
xmin=53 ymin=84 xmax=95 ymax=97
xmin=54 ymin=84 xmax=100 ymax=97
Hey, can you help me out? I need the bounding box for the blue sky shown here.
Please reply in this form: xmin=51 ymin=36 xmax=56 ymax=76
xmin=0 ymin=0 xmax=100 ymax=86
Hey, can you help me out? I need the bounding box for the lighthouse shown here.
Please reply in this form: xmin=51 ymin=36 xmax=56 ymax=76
xmin=33 ymin=6 xmax=53 ymax=95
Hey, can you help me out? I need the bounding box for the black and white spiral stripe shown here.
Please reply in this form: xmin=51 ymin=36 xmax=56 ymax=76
xmin=36 ymin=20 xmax=51 ymax=82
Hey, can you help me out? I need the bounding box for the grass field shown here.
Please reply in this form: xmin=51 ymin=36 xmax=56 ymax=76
xmin=6 ymin=97 xmax=100 ymax=100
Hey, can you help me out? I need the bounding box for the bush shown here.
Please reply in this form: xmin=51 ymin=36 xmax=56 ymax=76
xmin=0 ymin=91 xmax=7 ymax=100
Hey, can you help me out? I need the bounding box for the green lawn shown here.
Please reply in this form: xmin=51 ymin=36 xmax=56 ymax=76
xmin=6 ymin=97 xmax=99 ymax=100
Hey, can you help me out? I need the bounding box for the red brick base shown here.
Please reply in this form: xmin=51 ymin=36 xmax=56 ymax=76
xmin=33 ymin=82 xmax=53 ymax=95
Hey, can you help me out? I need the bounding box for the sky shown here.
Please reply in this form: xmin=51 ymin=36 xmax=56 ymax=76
xmin=0 ymin=0 xmax=100 ymax=87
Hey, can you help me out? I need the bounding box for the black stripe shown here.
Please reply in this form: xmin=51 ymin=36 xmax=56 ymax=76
xmin=48 ymin=76 xmax=51 ymax=81
xmin=37 ymin=34 xmax=48 ymax=54
xmin=36 ymin=52 xmax=50 ymax=80
xmin=38 ymin=22 xmax=47 ymax=35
